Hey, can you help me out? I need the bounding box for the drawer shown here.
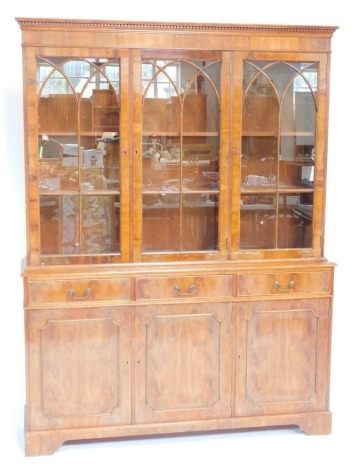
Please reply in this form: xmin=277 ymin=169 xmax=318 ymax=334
xmin=237 ymin=270 xmax=332 ymax=297
xmin=27 ymin=278 xmax=132 ymax=304
xmin=136 ymin=275 xmax=233 ymax=300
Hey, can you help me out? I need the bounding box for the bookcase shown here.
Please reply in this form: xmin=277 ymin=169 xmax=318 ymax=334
xmin=16 ymin=18 xmax=336 ymax=456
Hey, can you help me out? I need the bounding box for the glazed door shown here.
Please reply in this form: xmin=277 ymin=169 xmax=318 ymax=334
xmin=134 ymin=52 xmax=230 ymax=261
xmin=134 ymin=303 xmax=233 ymax=423
xmin=231 ymin=53 xmax=329 ymax=258
xmin=26 ymin=306 xmax=131 ymax=431
xmin=235 ymin=298 xmax=331 ymax=416
xmin=33 ymin=52 xmax=130 ymax=265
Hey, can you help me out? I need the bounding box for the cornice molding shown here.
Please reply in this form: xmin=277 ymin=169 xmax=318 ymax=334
xmin=15 ymin=18 xmax=338 ymax=35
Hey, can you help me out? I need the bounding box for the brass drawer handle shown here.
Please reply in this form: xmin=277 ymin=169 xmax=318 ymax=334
xmin=174 ymin=284 xmax=196 ymax=296
xmin=273 ymin=280 xmax=295 ymax=292
xmin=68 ymin=287 xmax=92 ymax=300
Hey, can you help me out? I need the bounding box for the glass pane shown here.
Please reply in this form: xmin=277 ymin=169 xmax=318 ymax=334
xmin=242 ymin=64 xmax=279 ymax=134
xmin=37 ymin=57 xmax=121 ymax=258
xmin=182 ymin=194 xmax=218 ymax=251
xmin=241 ymin=136 xmax=278 ymax=188
xmin=142 ymin=203 xmax=180 ymax=252
xmin=40 ymin=195 xmax=61 ymax=255
xmin=142 ymin=59 xmax=221 ymax=253
xmin=39 ymin=194 xmax=120 ymax=255
xmin=280 ymin=64 xmax=316 ymax=190
xmin=240 ymin=194 xmax=276 ymax=249
xmin=278 ymin=193 xmax=313 ymax=248
xmin=61 ymin=195 xmax=80 ymax=254
xmin=280 ymin=159 xmax=314 ymax=188
xmin=39 ymin=194 xmax=79 ymax=255
xmin=81 ymin=195 xmax=120 ymax=253
xmin=241 ymin=60 xmax=317 ymax=251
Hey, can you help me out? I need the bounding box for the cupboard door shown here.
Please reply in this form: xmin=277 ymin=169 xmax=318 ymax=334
xmin=240 ymin=60 xmax=317 ymax=250
xmin=235 ymin=299 xmax=331 ymax=416
xmin=138 ymin=54 xmax=229 ymax=260
xmin=26 ymin=306 xmax=131 ymax=431
xmin=134 ymin=303 xmax=232 ymax=423
xmin=235 ymin=55 xmax=328 ymax=257
xmin=36 ymin=55 xmax=128 ymax=264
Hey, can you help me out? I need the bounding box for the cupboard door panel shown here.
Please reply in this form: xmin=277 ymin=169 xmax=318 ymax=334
xmin=27 ymin=307 xmax=131 ymax=431
xmin=134 ymin=303 xmax=232 ymax=423
xmin=235 ymin=299 xmax=331 ymax=416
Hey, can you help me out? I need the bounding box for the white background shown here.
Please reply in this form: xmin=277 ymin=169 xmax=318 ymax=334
xmin=0 ymin=1 xmax=350 ymax=468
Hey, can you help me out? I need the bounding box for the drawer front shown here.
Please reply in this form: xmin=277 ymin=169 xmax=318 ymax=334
xmin=237 ymin=270 xmax=332 ymax=297
xmin=27 ymin=278 xmax=132 ymax=304
xmin=136 ymin=275 xmax=233 ymax=300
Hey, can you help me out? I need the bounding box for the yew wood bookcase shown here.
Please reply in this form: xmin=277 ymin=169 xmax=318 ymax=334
xmin=16 ymin=18 xmax=337 ymax=456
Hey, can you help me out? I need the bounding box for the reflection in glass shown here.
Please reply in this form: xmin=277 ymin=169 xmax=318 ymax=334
xmin=81 ymin=195 xmax=120 ymax=253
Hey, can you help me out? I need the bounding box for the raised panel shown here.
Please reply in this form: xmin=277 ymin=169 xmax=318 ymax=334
xmin=246 ymin=308 xmax=318 ymax=403
xmin=235 ymin=298 xmax=331 ymax=416
xmin=27 ymin=307 xmax=131 ymax=430
xmin=146 ymin=314 xmax=220 ymax=410
xmin=42 ymin=318 xmax=119 ymax=418
xmin=134 ymin=303 xmax=232 ymax=423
